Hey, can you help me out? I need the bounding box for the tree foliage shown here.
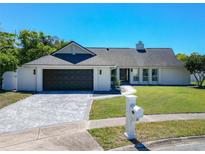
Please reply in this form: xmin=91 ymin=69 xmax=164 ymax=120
xmin=0 ymin=31 xmax=18 ymax=54
xmin=18 ymin=30 xmax=66 ymax=65
xmin=0 ymin=53 xmax=19 ymax=73
xmin=0 ymin=29 xmax=66 ymax=88
xmin=176 ymin=53 xmax=188 ymax=62
xmin=185 ymin=52 xmax=205 ymax=87
xmin=0 ymin=32 xmax=19 ymax=85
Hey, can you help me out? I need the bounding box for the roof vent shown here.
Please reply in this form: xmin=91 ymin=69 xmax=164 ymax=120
xmin=136 ymin=41 xmax=145 ymax=52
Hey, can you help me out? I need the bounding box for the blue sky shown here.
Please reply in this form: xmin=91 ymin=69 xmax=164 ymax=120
xmin=0 ymin=3 xmax=205 ymax=54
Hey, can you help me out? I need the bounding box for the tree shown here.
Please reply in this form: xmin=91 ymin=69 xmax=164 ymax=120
xmin=0 ymin=29 xmax=66 ymax=89
xmin=176 ymin=53 xmax=188 ymax=62
xmin=0 ymin=31 xmax=18 ymax=55
xmin=0 ymin=53 xmax=19 ymax=73
xmin=0 ymin=31 xmax=19 ymax=86
xmin=185 ymin=52 xmax=205 ymax=87
xmin=18 ymin=30 xmax=66 ymax=65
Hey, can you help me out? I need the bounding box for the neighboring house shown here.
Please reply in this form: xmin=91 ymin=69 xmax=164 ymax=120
xmin=16 ymin=41 xmax=190 ymax=91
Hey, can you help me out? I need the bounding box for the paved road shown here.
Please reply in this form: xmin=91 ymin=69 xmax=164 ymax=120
xmin=156 ymin=141 xmax=205 ymax=151
xmin=110 ymin=136 xmax=205 ymax=151
xmin=0 ymin=91 xmax=93 ymax=133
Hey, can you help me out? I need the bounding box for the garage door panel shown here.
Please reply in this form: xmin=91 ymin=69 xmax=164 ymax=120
xmin=43 ymin=69 xmax=93 ymax=90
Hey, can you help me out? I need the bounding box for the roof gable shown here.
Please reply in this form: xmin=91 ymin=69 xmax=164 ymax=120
xmin=52 ymin=41 xmax=95 ymax=55
xmin=53 ymin=53 xmax=95 ymax=64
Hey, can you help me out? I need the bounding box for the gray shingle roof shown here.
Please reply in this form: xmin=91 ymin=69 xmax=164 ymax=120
xmin=24 ymin=47 xmax=184 ymax=67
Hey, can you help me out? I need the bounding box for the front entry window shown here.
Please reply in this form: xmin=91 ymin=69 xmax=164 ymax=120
xmin=133 ymin=69 xmax=139 ymax=81
xmin=152 ymin=69 xmax=158 ymax=81
xmin=143 ymin=69 xmax=149 ymax=81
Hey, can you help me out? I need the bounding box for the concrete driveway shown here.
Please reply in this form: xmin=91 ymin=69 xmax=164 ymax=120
xmin=0 ymin=91 xmax=93 ymax=134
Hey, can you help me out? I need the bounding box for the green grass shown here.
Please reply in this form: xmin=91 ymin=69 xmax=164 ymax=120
xmin=192 ymin=81 xmax=205 ymax=86
xmin=89 ymin=120 xmax=205 ymax=150
xmin=0 ymin=90 xmax=33 ymax=109
xmin=90 ymin=96 xmax=126 ymax=119
xmin=90 ymin=86 xmax=205 ymax=119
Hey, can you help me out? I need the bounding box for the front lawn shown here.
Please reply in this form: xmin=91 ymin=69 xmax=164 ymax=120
xmin=90 ymin=86 xmax=205 ymax=119
xmin=0 ymin=90 xmax=33 ymax=109
xmin=89 ymin=120 xmax=205 ymax=150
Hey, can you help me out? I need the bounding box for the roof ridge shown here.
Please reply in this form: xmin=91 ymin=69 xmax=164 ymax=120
xmin=87 ymin=47 xmax=131 ymax=49
xmin=87 ymin=47 xmax=172 ymax=49
xmin=146 ymin=48 xmax=172 ymax=49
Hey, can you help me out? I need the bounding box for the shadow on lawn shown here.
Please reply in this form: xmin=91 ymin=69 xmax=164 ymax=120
xmin=193 ymin=86 xmax=205 ymax=90
xmin=0 ymin=89 xmax=5 ymax=93
xmin=129 ymin=139 xmax=150 ymax=151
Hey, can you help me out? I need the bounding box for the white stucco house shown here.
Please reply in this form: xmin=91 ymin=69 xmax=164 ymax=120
xmin=15 ymin=41 xmax=190 ymax=92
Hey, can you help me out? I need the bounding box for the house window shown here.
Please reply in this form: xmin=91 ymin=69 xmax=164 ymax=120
xmin=152 ymin=69 xmax=158 ymax=82
xmin=143 ymin=69 xmax=149 ymax=81
xmin=133 ymin=69 xmax=139 ymax=81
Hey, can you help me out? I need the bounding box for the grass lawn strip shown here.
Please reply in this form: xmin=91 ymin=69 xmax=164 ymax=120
xmin=88 ymin=120 xmax=205 ymax=150
xmin=0 ymin=90 xmax=33 ymax=109
xmin=90 ymin=96 xmax=126 ymax=120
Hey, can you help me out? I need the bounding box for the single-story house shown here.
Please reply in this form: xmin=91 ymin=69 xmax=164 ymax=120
xmin=16 ymin=41 xmax=190 ymax=91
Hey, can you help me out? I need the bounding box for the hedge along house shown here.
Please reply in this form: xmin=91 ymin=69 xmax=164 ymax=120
xmin=16 ymin=41 xmax=190 ymax=92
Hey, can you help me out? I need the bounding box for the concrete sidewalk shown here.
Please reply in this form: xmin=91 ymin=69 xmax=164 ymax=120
xmin=88 ymin=113 xmax=205 ymax=129
xmin=0 ymin=121 xmax=103 ymax=151
xmin=1 ymin=112 xmax=205 ymax=150
xmin=121 ymin=85 xmax=137 ymax=95
xmin=1 ymin=131 xmax=103 ymax=151
xmin=92 ymin=85 xmax=136 ymax=100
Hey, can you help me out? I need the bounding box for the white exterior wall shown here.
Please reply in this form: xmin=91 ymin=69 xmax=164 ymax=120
xmin=94 ymin=67 xmax=111 ymax=91
xmin=2 ymin=71 xmax=17 ymax=90
xmin=129 ymin=67 xmax=190 ymax=85
xmin=17 ymin=65 xmax=190 ymax=91
xmin=17 ymin=65 xmax=111 ymax=92
xmin=36 ymin=67 xmax=43 ymax=91
xmin=17 ymin=67 xmax=36 ymax=91
xmin=160 ymin=67 xmax=190 ymax=85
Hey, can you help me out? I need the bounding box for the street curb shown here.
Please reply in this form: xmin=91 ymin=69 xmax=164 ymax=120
xmin=109 ymin=135 xmax=205 ymax=151
xmin=84 ymin=97 xmax=94 ymax=121
xmin=144 ymin=135 xmax=205 ymax=148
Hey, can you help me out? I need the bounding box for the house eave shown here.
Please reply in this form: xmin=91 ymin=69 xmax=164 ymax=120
xmin=22 ymin=64 xmax=117 ymax=68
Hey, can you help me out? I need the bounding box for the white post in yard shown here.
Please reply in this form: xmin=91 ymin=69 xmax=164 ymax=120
xmin=124 ymin=95 xmax=144 ymax=140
